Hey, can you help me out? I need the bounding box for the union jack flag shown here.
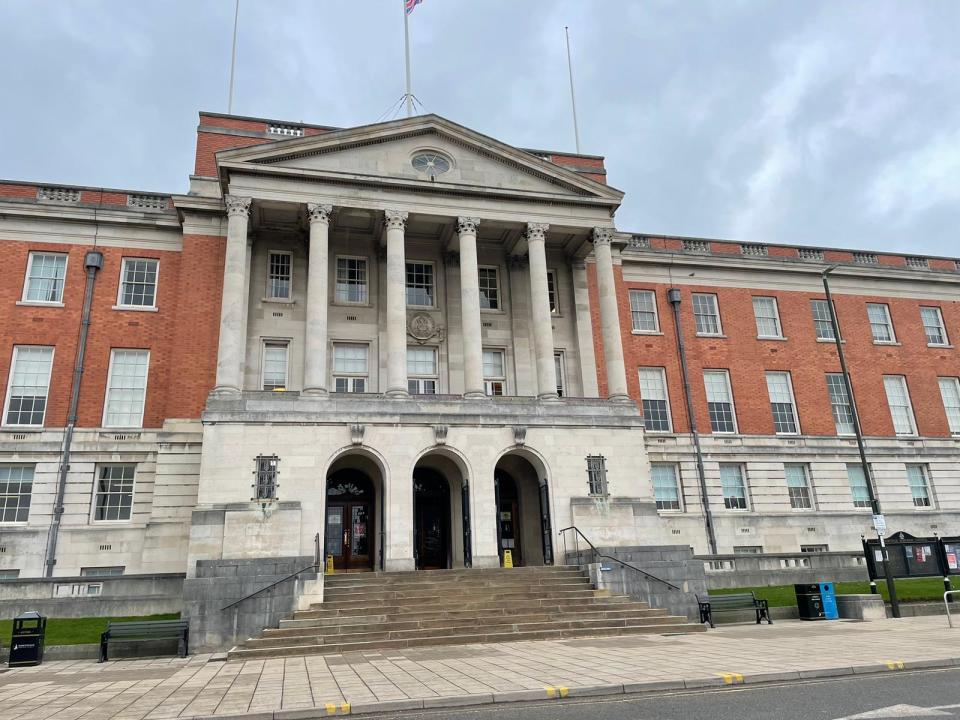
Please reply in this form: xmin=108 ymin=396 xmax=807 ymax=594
xmin=405 ymin=0 xmax=423 ymax=14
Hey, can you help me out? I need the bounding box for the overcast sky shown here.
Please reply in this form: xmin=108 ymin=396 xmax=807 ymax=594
xmin=2 ymin=1 xmax=958 ymax=254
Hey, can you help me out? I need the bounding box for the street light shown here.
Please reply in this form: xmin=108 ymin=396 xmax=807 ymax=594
xmin=821 ymin=266 xmax=900 ymax=618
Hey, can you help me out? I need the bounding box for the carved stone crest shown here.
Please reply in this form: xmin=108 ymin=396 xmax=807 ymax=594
xmin=407 ymin=312 xmax=445 ymax=344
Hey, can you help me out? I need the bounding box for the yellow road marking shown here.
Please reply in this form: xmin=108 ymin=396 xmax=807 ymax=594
xmin=718 ymin=672 xmax=744 ymax=684
xmin=341 ymin=702 xmax=350 ymax=713
xmin=885 ymin=660 xmax=905 ymax=670
xmin=325 ymin=702 xmax=337 ymax=714
xmin=545 ymin=686 xmax=556 ymax=698
xmin=558 ymin=686 xmax=569 ymax=698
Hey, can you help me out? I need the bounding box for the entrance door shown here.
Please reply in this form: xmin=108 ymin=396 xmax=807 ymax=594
xmin=495 ymin=471 xmax=523 ymax=566
xmin=325 ymin=471 xmax=374 ymax=571
xmin=414 ymin=470 xmax=450 ymax=570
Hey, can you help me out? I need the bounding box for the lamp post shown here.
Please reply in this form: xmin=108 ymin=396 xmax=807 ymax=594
xmin=822 ymin=267 xmax=900 ymax=618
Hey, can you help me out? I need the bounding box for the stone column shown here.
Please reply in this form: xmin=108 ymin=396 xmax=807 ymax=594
xmin=213 ymin=195 xmax=251 ymax=394
xmin=303 ymin=203 xmax=333 ymax=395
xmin=593 ymin=227 xmax=630 ymax=401
xmin=526 ymin=223 xmax=558 ymax=399
xmin=457 ymin=217 xmax=485 ymax=398
xmin=384 ymin=210 xmax=409 ymax=397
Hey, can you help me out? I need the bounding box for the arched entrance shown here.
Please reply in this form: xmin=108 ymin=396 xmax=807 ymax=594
xmin=325 ymin=453 xmax=384 ymax=572
xmin=494 ymin=453 xmax=553 ymax=567
xmin=413 ymin=451 xmax=470 ymax=570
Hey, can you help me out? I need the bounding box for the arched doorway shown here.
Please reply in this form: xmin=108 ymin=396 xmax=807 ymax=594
xmin=494 ymin=453 xmax=553 ymax=567
xmin=413 ymin=468 xmax=450 ymax=569
xmin=325 ymin=453 xmax=384 ymax=572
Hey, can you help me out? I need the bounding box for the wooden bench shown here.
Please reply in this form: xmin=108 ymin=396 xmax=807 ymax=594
xmin=99 ymin=620 xmax=189 ymax=662
xmin=697 ymin=592 xmax=771 ymax=628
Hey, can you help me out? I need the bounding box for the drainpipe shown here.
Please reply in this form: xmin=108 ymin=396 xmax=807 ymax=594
xmin=44 ymin=250 xmax=103 ymax=577
xmin=667 ymin=288 xmax=717 ymax=555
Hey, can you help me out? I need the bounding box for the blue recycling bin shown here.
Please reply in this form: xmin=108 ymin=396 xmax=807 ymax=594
xmin=820 ymin=582 xmax=838 ymax=620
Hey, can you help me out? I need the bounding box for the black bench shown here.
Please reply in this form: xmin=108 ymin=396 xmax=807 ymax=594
xmin=697 ymin=592 xmax=771 ymax=628
xmin=99 ymin=619 xmax=189 ymax=662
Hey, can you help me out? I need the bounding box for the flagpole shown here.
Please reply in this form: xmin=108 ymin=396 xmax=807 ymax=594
xmin=228 ymin=0 xmax=240 ymax=114
xmin=564 ymin=26 xmax=581 ymax=153
xmin=403 ymin=1 xmax=413 ymax=117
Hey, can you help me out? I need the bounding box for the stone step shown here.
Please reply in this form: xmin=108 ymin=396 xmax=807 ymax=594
xmin=317 ymin=588 xmax=604 ymax=609
xmin=322 ymin=582 xmax=592 ymax=602
xmin=323 ymin=570 xmax=586 ymax=586
xmin=296 ymin=595 xmax=636 ymax=619
xmin=228 ymin=622 xmax=705 ymax=660
xmin=323 ymin=577 xmax=591 ymax=593
xmin=324 ymin=566 xmax=582 ymax=581
xmin=271 ymin=607 xmax=668 ymax=637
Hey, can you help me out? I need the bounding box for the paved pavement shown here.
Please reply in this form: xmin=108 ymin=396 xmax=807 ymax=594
xmin=1 ymin=616 xmax=959 ymax=719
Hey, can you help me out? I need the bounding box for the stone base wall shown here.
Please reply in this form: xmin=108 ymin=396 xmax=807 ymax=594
xmin=698 ymin=551 xmax=870 ymax=589
xmin=0 ymin=574 xmax=184 ymax=619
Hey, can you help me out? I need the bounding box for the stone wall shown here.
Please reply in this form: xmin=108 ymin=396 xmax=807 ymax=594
xmin=0 ymin=574 xmax=183 ymax=619
xmin=698 ymin=551 xmax=870 ymax=589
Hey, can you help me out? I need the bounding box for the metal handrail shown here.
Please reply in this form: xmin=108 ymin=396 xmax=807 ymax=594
xmin=558 ymin=525 xmax=681 ymax=591
xmin=220 ymin=533 xmax=321 ymax=612
xmin=945 ymin=590 xmax=960 ymax=627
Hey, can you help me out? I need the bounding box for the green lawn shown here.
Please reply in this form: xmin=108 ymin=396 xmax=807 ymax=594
xmin=711 ymin=577 xmax=959 ymax=607
xmin=0 ymin=613 xmax=180 ymax=646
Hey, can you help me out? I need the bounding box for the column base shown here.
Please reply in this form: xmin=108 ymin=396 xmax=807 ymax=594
xmin=301 ymin=387 xmax=329 ymax=397
xmin=607 ymin=393 xmax=634 ymax=404
xmin=384 ymin=388 xmax=410 ymax=398
xmin=463 ymin=390 xmax=487 ymax=399
xmin=384 ymin=557 xmax=416 ymax=572
xmin=472 ymin=554 xmax=502 ymax=569
xmin=209 ymin=385 xmax=241 ymax=397
xmin=537 ymin=392 xmax=561 ymax=402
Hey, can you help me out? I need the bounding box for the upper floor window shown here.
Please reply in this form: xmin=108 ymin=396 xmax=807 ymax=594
xmin=907 ymin=464 xmax=933 ymax=508
xmin=335 ymin=257 xmax=368 ymax=304
xmin=267 ymin=251 xmax=292 ymax=300
xmin=261 ymin=341 xmax=289 ymax=390
xmin=720 ymin=464 xmax=748 ymax=510
xmin=766 ymin=371 xmax=799 ymax=434
xmin=846 ymin=464 xmax=872 ymax=509
xmin=785 ymin=464 xmax=814 ymax=510
xmin=332 ymin=343 xmax=368 ymax=393
xmin=3 ymin=346 xmax=54 ymax=427
xmin=23 ymin=252 xmax=67 ymax=304
xmin=406 ymin=262 xmax=434 ymax=307
xmin=639 ymin=367 xmax=671 ymax=432
xmin=554 ymin=351 xmax=566 ymax=398
xmin=752 ymin=297 xmax=783 ymax=339
xmin=0 ymin=465 xmax=33 ymax=523
xmin=810 ymin=300 xmax=836 ymax=341
xmin=103 ymin=350 xmax=149 ymax=428
xmin=704 ymin=370 xmax=737 ymax=433
xmin=651 ymin=463 xmax=681 ymax=511
xmin=586 ymin=455 xmax=608 ymax=497
xmin=93 ymin=465 xmax=135 ymax=522
xmin=692 ymin=293 xmax=722 ymax=336
xmin=938 ymin=377 xmax=960 ymax=435
xmin=921 ymin=307 xmax=949 ymax=346
xmin=118 ymin=258 xmax=158 ymax=308
xmin=478 ymin=267 xmax=500 ymax=310
xmin=483 ymin=349 xmax=505 ymax=396
xmin=254 ymin=455 xmax=279 ymax=500
xmin=407 ymin=346 xmax=437 ymax=394
xmin=629 ymin=290 xmax=659 ymax=333
xmin=826 ymin=374 xmax=856 ymax=435
xmin=883 ymin=375 xmax=917 ymax=436
xmin=547 ymin=270 xmax=559 ymax=314
xmin=867 ymin=303 xmax=896 ymax=343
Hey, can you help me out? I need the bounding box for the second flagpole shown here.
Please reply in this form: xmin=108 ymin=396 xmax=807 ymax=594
xmin=403 ymin=1 xmax=413 ymax=117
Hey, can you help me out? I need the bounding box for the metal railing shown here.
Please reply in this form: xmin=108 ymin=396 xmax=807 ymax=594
xmin=558 ymin=526 xmax=681 ymax=591
xmin=220 ymin=533 xmax=321 ymax=612
xmin=944 ymin=590 xmax=960 ymax=628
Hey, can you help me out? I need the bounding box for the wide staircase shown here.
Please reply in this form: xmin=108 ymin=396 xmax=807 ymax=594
xmin=227 ymin=565 xmax=703 ymax=660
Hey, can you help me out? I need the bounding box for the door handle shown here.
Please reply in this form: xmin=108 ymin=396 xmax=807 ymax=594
xmin=344 ymin=529 xmax=350 ymax=547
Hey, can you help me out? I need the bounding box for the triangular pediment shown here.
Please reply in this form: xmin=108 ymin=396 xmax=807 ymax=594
xmin=216 ymin=115 xmax=623 ymax=205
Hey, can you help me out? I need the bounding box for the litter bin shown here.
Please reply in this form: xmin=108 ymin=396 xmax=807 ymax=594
xmin=9 ymin=611 xmax=46 ymax=667
xmin=795 ymin=583 xmax=826 ymax=621
xmin=819 ymin=582 xmax=839 ymax=620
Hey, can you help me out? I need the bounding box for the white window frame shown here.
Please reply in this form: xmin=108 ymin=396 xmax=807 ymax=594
xmin=405 ymin=261 xmax=436 ymax=308
xmin=826 ymin=373 xmax=856 ymax=436
xmin=0 ymin=465 xmax=34 ymax=524
xmin=3 ymin=346 xmax=55 ymax=428
xmin=629 ymin=289 xmax=660 ymax=333
xmin=720 ymin=463 xmax=749 ymax=510
xmin=692 ymin=293 xmax=722 ymax=336
xmin=704 ymin=369 xmax=737 ymax=434
xmin=261 ymin=340 xmax=289 ymax=391
xmin=846 ymin=464 xmax=872 ymax=510
xmin=883 ymin=375 xmax=917 ymax=436
xmin=102 ymin=349 xmax=150 ymax=429
xmin=766 ymin=371 xmax=800 ymax=435
xmin=483 ymin=348 xmax=506 ymax=396
xmin=651 ymin=463 xmax=682 ymax=512
xmin=478 ymin=266 xmax=501 ymax=311
xmin=784 ymin=464 xmax=815 ymax=511
xmin=116 ymin=258 xmax=159 ymax=310
xmin=407 ymin=346 xmax=438 ymax=395
xmin=867 ymin=303 xmax=896 ymax=344
xmin=907 ymin=464 xmax=934 ymax=509
xmin=921 ymin=306 xmax=949 ymax=346
xmin=265 ymin=250 xmax=293 ymax=301
xmin=639 ymin=367 xmax=672 ymax=433
xmin=334 ymin=255 xmax=369 ymax=305
xmin=547 ymin=270 xmax=560 ymax=315
xmin=92 ymin=464 xmax=135 ymax=523
xmin=938 ymin=377 xmax=960 ymax=436
xmin=554 ymin=351 xmax=566 ymax=398
xmin=811 ymin=299 xmax=837 ymax=341
xmin=332 ymin=343 xmax=369 ymax=393
xmin=22 ymin=251 xmax=68 ymax=305
xmin=752 ymin=296 xmax=783 ymax=339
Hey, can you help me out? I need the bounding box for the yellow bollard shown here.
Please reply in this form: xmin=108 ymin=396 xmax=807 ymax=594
xmin=325 ymin=554 xmax=334 ymax=575
xmin=502 ymin=549 xmax=513 ymax=568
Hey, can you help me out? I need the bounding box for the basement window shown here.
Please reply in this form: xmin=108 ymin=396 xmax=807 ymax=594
xmin=254 ymin=455 xmax=279 ymax=500
xmin=586 ymin=455 xmax=609 ymax=497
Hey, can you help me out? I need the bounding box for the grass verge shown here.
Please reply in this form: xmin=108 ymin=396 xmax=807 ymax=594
xmin=711 ymin=577 xmax=959 ymax=607
xmin=0 ymin=613 xmax=180 ymax=646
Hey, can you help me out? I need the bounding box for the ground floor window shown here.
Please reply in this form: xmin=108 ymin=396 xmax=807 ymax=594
xmin=483 ymin=349 xmax=505 ymax=396
xmin=94 ymin=465 xmax=135 ymax=521
xmin=0 ymin=465 xmax=33 ymax=523
xmin=407 ymin=346 xmax=438 ymax=394
xmin=720 ymin=464 xmax=748 ymax=510
xmin=333 ymin=343 xmax=368 ymax=393
xmin=651 ymin=463 xmax=681 ymax=511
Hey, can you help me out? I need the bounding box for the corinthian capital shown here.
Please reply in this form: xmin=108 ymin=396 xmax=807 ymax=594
xmin=525 ymin=222 xmax=549 ymax=243
xmin=457 ymin=217 xmax=481 ymax=236
xmin=307 ymin=203 xmax=334 ymax=225
xmin=592 ymin=227 xmax=615 ymax=246
xmin=383 ymin=209 xmax=408 ymax=231
xmin=225 ymin=195 xmax=252 ymax=218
